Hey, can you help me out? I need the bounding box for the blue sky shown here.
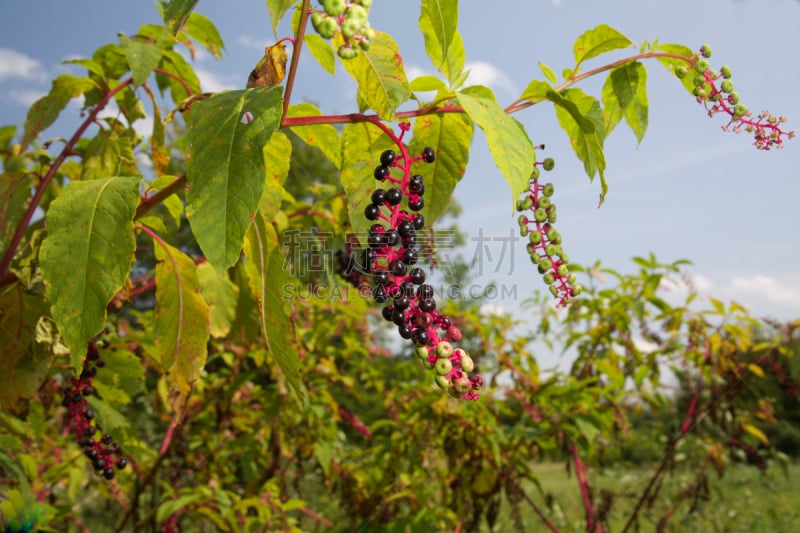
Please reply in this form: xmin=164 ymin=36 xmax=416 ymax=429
xmin=1 ymin=0 xmax=799 ymax=327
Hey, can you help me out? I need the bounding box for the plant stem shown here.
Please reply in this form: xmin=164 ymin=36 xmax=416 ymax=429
xmin=134 ymin=174 xmax=187 ymax=220
xmin=281 ymin=0 xmax=311 ymax=123
xmin=0 ymin=76 xmax=134 ymax=280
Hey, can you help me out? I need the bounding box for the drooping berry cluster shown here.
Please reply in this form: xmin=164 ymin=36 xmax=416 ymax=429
xmin=516 ymin=157 xmax=582 ymax=306
xmin=61 ymin=342 xmax=127 ymax=480
xmin=311 ymin=0 xmax=375 ymax=59
xmin=675 ymin=45 xmax=795 ymax=150
xmin=337 ymin=122 xmax=481 ymax=400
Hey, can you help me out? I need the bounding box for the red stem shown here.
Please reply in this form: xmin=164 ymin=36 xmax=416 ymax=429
xmin=572 ymin=443 xmax=602 ymax=533
xmin=0 ymin=76 xmax=134 ymax=279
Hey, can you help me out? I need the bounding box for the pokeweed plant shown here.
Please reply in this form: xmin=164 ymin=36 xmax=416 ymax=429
xmin=0 ymin=0 xmax=795 ymax=531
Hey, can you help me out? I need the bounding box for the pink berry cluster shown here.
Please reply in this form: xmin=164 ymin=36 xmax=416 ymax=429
xmin=336 ymin=122 xmax=482 ymax=400
xmin=61 ymin=341 xmax=127 ymax=480
xmin=676 ymin=45 xmax=795 ymax=150
xmin=516 ymin=157 xmax=582 ymax=307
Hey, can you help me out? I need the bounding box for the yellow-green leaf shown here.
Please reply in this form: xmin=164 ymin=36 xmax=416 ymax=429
xmin=573 ymin=24 xmax=632 ymax=69
xmin=22 ymin=74 xmax=96 ymax=149
xmin=40 ymin=177 xmax=140 ymax=369
xmin=304 ymin=33 xmax=336 ymax=75
xmin=163 ymin=0 xmax=199 ymax=35
xmin=457 ymin=88 xmax=536 ymax=210
xmin=197 ymin=262 xmax=239 ymax=339
xmin=419 ymin=5 xmax=465 ymax=85
xmin=743 ymin=423 xmax=769 ymax=445
xmin=120 ymin=35 xmax=164 ymax=88
xmin=286 ymin=103 xmax=341 ymax=169
xmin=153 ymin=238 xmax=210 ymax=418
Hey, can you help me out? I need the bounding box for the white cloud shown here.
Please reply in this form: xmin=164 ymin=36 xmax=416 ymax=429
xmin=464 ymin=61 xmax=518 ymax=97
xmin=238 ymin=35 xmax=269 ymax=51
xmin=0 ymin=48 xmax=47 ymax=82
xmin=479 ymin=303 xmax=507 ymax=318
xmin=406 ymin=64 xmax=428 ymax=81
xmin=725 ymin=274 xmax=800 ymax=308
xmin=194 ymin=66 xmax=238 ymax=93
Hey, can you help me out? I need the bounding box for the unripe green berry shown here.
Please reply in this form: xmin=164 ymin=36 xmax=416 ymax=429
xmin=530 ymin=166 xmax=540 ymax=180
xmin=359 ymin=38 xmax=371 ymax=51
xmin=538 ymin=258 xmax=553 ymax=273
xmin=547 ymin=206 xmax=557 ymax=223
xmin=542 ymin=183 xmax=555 ymax=197
xmin=364 ymin=28 xmax=377 ymax=41
xmin=435 ymin=358 xmax=453 ymax=376
xmin=422 ymin=358 xmax=434 ymax=370
xmin=694 ymin=59 xmax=710 ymax=74
xmin=454 ymin=376 xmax=472 ymax=394
xmin=533 ymin=208 xmax=547 ymax=223
xmin=568 ymin=273 xmax=577 ymax=284
xmin=311 ymin=12 xmax=325 ymax=31
xmin=529 ymin=230 xmax=542 ymax=245
xmin=542 ymin=158 xmax=555 ymax=171
xmin=519 ymin=226 xmax=528 ymax=238
xmin=720 ymin=79 xmax=734 ymax=93
xmin=338 ymin=45 xmax=358 ymax=59
xmin=460 ymin=353 xmax=475 ymax=373
xmin=538 ymin=197 xmax=552 ymax=210
xmin=557 ymin=264 xmax=569 ymax=277
xmin=693 ymin=75 xmax=706 ymax=87
xmin=322 ymin=0 xmax=346 ymax=16
xmin=416 ymin=346 xmax=429 ymax=360
xmin=549 ymin=285 xmax=559 ymax=297
xmin=545 ymin=244 xmax=558 ymax=257
xmin=675 ymin=66 xmax=688 ymax=79
xmin=733 ymin=103 xmax=748 ymax=118
xmin=728 ymin=92 xmax=740 ymax=105
xmin=346 ymin=5 xmax=368 ymax=23
xmin=341 ymin=18 xmax=361 ymax=38
xmin=436 ymin=341 xmax=454 ymax=359
xmin=542 ymin=273 xmax=555 ymax=285
xmin=517 ymin=214 xmax=528 ymax=226
xmin=545 ymin=228 xmax=560 ymax=243
xmin=693 ymin=86 xmax=708 ymax=98
xmin=354 ymin=0 xmax=372 ymax=8
xmin=530 ymin=254 xmax=541 ymax=265
xmin=699 ymin=44 xmax=712 ymax=58
xmin=435 ymin=374 xmax=450 ymax=389
xmin=720 ymin=65 xmax=732 ymax=79
xmin=572 ymin=285 xmax=584 ymax=296
xmin=316 ymin=17 xmax=339 ymax=39
xmin=559 ymin=251 xmax=569 ymax=263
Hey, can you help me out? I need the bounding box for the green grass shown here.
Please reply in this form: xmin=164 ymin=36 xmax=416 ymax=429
xmin=485 ymin=461 xmax=800 ymax=532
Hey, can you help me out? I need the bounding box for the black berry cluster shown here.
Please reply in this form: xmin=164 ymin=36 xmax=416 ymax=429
xmin=61 ymin=342 xmax=127 ymax=480
xmin=674 ymin=45 xmax=794 ymax=150
xmin=337 ymin=123 xmax=481 ymax=399
xmin=516 ymin=157 xmax=582 ymax=306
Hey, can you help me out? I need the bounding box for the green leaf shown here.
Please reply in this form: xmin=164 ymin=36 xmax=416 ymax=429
xmin=80 ymin=128 xmax=138 ymax=181
xmin=92 ymin=348 xmax=145 ymax=406
xmin=338 ymin=31 xmax=410 ymax=119
xmin=22 ymin=74 xmax=96 ymax=149
xmin=410 ymin=75 xmax=447 ymax=92
xmin=519 ymin=79 xmax=553 ymax=104
xmin=550 ymin=88 xmax=608 ymax=204
xmin=573 ymin=24 xmax=632 ymax=69
xmin=602 ymin=61 xmax=648 ymax=143
xmin=539 ymin=62 xmax=558 ymax=84
xmin=197 ymin=262 xmax=239 ymax=338
xmin=86 ymin=396 xmax=129 ymax=433
xmin=340 ymin=121 xmax=396 ymax=240
xmin=304 ymin=33 xmax=336 ymax=75
xmin=158 ymin=50 xmax=201 ymax=103
xmin=457 ymin=88 xmax=536 ymax=209
xmin=261 ymin=131 xmax=291 ymax=219
xmin=419 ymin=4 xmax=465 ymax=85
xmin=39 ymin=177 xmax=140 ymax=368
xmin=420 ymin=0 xmax=458 ymax=67
xmin=243 ymin=215 xmax=305 ymax=402
xmin=185 ymin=87 xmax=283 ymax=273
xmin=655 ymin=43 xmax=695 ymax=94
xmin=120 ymin=35 xmax=164 ymax=88
xmin=152 ymin=237 xmax=210 ymax=417
xmin=286 ymin=103 xmax=341 ymax=169
xmin=0 ymin=288 xmax=50 ymax=415
xmin=163 ymin=0 xmax=199 ymax=35
xmin=408 ymin=112 xmax=473 ymax=225
xmin=266 ymin=0 xmax=297 ymax=37
xmin=182 ymin=12 xmax=225 ymax=59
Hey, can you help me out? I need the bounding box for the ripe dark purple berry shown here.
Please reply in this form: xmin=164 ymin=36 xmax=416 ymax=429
xmin=394 ymin=295 xmax=410 ymax=310
xmin=390 ymin=259 xmax=407 ymax=276
xmin=380 ymin=149 xmax=396 ymax=166
xmin=397 ymin=220 xmax=414 ymax=238
xmin=412 ymin=328 xmax=430 ymax=346
xmin=382 ymin=305 xmax=394 ymax=321
xmin=392 ymin=309 xmax=406 ymax=326
xmin=384 ymin=230 xmax=400 ymax=246
xmin=409 ymin=267 xmax=425 ymax=285
xmin=364 ymin=203 xmax=380 ymax=220
xmin=374 ymin=165 xmax=389 ymax=180
xmin=367 ymin=232 xmax=383 ymax=249
xmin=373 ymin=285 xmax=387 ymax=303
xmin=419 ymin=298 xmax=436 ymax=313
xmin=409 ymin=174 xmax=424 ymax=193
xmin=415 ymin=312 xmax=432 ymax=328
xmin=418 ymin=284 xmax=434 ymax=299
xmin=422 ymin=146 xmax=435 ymax=163
xmin=412 ymin=214 xmax=425 ymax=230
xmin=371 ymin=189 xmax=386 ymax=204
xmin=409 ymin=197 xmax=424 ymax=212
xmin=117 ymin=459 xmax=127 ymax=469
xmin=398 ymin=324 xmax=413 ymax=339
xmin=92 ymin=458 xmax=106 ymax=470
xmin=103 ymin=468 xmax=116 ymax=480
xmin=403 ymin=248 xmax=418 ymax=265
xmin=374 ymin=270 xmax=390 ymax=286
xmin=386 ymin=188 xmax=402 ymax=206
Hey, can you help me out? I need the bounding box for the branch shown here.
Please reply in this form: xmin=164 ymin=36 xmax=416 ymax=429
xmin=134 ymin=174 xmax=187 ymax=220
xmin=0 ymin=76 xmax=134 ymax=279
xmin=281 ymin=0 xmax=311 ymax=122
xmin=572 ymin=443 xmax=602 ymax=533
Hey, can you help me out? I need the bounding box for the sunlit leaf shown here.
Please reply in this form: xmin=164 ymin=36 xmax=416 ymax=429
xmin=457 ymin=87 xmax=536 ymax=210
xmin=573 ymin=24 xmax=632 ymax=69
xmin=655 ymin=43 xmax=695 ymax=94
xmin=120 ymin=35 xmax=163 ymax=88
xmin=266 ymin=0 xmax=296 ymax=37
xmin=420 ymin=0 xmax=458 ymax=66
xmin=39 ymin=177 xmax=140 ymax=368
xmin=163 ymin=0 xmax=200 ymax=36
xmin=286 ymin=103 xmax=341 ymax=169
xmin=304 ymin=33 xmax=335 ymax=75
xmin=419 ymin=4 xmax=465 ymax=84
xmin=22 ymin=75 xmax=96 ymax=149
xmin=197 ymin=261 xmax=239 ymax=338
xmin=185 ymin=86 xmax=283 ymax=273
